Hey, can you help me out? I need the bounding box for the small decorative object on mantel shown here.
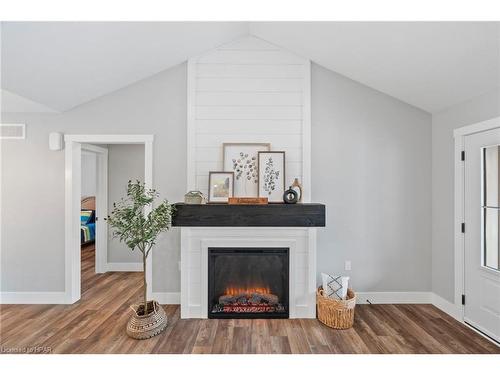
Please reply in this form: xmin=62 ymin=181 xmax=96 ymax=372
xmin=283 ymin=186 xmax=298 ymax=204
xmin=105 ymin=180 xmax=175 ymax=339
xmin=228 ymin=197 xmax=268 ymax=205
xmin=291 ymin=178 xmax=303 ymax=202
xmin=184 ymin=190 xmax=206 ymax=204
xmin=257 ymin=151 xmax=285 ymax=203
xmin=208 ymin=171 xmax=234 ymax=203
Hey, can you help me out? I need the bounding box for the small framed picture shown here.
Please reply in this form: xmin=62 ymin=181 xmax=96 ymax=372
xmin=223 ymin=143 xmax=271 ymax=197
xmin=208 ymin=171 xmax=234 ymax=203
xmin=257 ymin=151 xmax=285 ymax=203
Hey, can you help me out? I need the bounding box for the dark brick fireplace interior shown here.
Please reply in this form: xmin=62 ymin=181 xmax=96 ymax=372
xmin=208 ymin=247 xmax=289 ymax=319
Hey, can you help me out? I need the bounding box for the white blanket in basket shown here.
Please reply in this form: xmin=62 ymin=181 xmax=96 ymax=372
xmin=321 ymin=273 xmax=349 ymax=300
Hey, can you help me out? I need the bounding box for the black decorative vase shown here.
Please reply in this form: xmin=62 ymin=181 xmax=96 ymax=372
xmin=283 ymin=186 xmax=298 ymax=204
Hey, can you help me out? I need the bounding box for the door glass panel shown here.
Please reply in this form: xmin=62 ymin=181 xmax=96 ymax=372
xmin=484 ymin=208 xmax=500 ymax=269
xmin=482 ymin=146 xmax=500 ymax=270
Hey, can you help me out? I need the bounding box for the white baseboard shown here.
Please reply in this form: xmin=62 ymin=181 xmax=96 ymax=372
xmin=0 ymin=291 xmax=68 ymax=304
xmin=151 ymin=292 xmax=180 ymax=304
xmin=356 ymin=291 xmax=431 ymax=304
xmin=431 ymin=292 xmax=461 ymax=320
xmin=105 ymin=262 xmax=142 ymax=272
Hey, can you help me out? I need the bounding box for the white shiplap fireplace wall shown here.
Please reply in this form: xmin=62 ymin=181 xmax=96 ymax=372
xmin=182 ymin=36 xmax=315 ymax=318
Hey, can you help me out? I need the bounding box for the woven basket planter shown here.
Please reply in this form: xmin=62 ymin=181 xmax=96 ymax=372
xmin=316 ymin=287 xmax=356 ymax=329
xmin=127 ymin=300 xmax=168 ymax=340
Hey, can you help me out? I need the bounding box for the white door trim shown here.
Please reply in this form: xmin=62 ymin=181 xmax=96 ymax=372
xmin=454 ymin=117 xmax=500 ymax=321
xmin=81 ymin=143 xmax=108 ymax=274
xmin=81 ymin=143 xmax=107 ymax=154
xmin=64 ymin=134 xmax=154 ymax=304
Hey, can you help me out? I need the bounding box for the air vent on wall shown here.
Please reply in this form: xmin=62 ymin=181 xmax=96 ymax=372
xmin=0 ymin=123 xmax=26 ymax=139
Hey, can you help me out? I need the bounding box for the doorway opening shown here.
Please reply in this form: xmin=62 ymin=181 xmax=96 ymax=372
xmin=64 ymin=135 xmax=154 ymax=304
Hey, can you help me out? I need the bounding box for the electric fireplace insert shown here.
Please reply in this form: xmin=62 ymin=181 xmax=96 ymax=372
xmin=208 ymin=247 xmax=289 ymax=319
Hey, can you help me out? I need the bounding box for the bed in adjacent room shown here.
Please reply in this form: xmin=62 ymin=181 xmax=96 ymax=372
xmin=81 ymin=196 xmax=96 ymax=245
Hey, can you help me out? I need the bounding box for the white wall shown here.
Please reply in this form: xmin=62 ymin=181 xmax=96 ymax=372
xmin=81 ymin=151 xmax=97 ymax=197
xmin=312 ymin=64 xmax=432 ymax=292
xmin=432 ymin=88 xmax=500 ymax=302
xmin=107 ymin=144 xmax=145 ymax=264
xmin=188 ymin=36 xmax=309 ymax=198
xmin=1 ymin=54 xmax=435 ymax=299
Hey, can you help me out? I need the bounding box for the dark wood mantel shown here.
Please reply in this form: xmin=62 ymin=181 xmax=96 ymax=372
xmin=172 ymin=203 xmax=326 ymax=227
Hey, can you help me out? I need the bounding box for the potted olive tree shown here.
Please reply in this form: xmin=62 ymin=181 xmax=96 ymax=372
xmin=106 ymin=180 xmax=175 ymax=339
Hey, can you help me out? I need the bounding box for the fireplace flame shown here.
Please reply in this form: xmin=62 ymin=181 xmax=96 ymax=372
xmin=224 ymin=286 xmax=271 ymax=296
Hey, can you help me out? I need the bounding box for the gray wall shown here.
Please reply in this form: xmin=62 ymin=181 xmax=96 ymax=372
xmin=312 ymin=64 xmax=432 ymax=292
xmin=1 ymin=63 xmax=186 ymax=293
xmin=107 ymin=144 xmax=144 ymax=264
xmin=81 ymin=151 xmax=97 ymax=197
xmin=432 ymin=88 xmax=500 ymax=302
xmin=1 ymin=61 xmax=434 ymax=295
xmin=1 ymin=115 xmax=66 ymax=292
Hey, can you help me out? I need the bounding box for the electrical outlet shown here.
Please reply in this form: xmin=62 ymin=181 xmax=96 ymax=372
xmin=345 ymin=260 xmax=351 ymax=271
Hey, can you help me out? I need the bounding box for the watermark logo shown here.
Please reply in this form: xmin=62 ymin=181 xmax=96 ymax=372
xmin=0 ymin=345 xmax=52 ymax=354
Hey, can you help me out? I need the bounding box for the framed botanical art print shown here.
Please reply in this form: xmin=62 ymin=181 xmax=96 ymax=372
xmin=257 ymin=151 xmax=285 ymax=202
xmin=208 ymin=171 xmax=234 ymax=203
xmin=223 ymin=143 xmax=270 ymax=197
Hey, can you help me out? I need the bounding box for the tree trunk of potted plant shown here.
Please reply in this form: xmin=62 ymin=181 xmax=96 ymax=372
xmin=143 ymin=251 xmax=147 ymax=314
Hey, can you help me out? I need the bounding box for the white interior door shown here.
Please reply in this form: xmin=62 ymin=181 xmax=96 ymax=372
xmin=81 ymin=144 xmax=108 ymax=274
xmin=464 ymin=127 xmax=500 ymax=342
xmin=95 ymin=149 xmax=108 ymax=273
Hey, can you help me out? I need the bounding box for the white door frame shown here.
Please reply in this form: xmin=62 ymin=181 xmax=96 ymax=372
xmin=81 ymin=143 xmax=108 ymax=274
xmin=454 ymin=117 xmax=500 ymax=321
xmin=64 ymin=134 xmax=154 ymax=304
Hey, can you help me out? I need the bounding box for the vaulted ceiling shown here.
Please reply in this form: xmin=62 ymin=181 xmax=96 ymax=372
xmin=1 ymin=22 xmax=499 ymax=113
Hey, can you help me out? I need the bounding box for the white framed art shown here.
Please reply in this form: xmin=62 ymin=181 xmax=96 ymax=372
xmin=223 ymin=143 xmax=270 ymax=197
xmin=258 ymin=151 xmax=285 ymax=202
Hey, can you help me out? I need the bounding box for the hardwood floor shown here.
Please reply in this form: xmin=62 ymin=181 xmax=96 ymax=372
xmin=0 ymin=244 xmax=498 ymax=354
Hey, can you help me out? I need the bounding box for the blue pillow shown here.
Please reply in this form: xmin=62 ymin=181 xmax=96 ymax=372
xmin=81 ymin=210 xmax=94 ymax=225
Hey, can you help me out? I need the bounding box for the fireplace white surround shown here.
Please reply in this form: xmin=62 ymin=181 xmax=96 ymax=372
xmin=180 ymin=227 xmax=317 ymax=318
